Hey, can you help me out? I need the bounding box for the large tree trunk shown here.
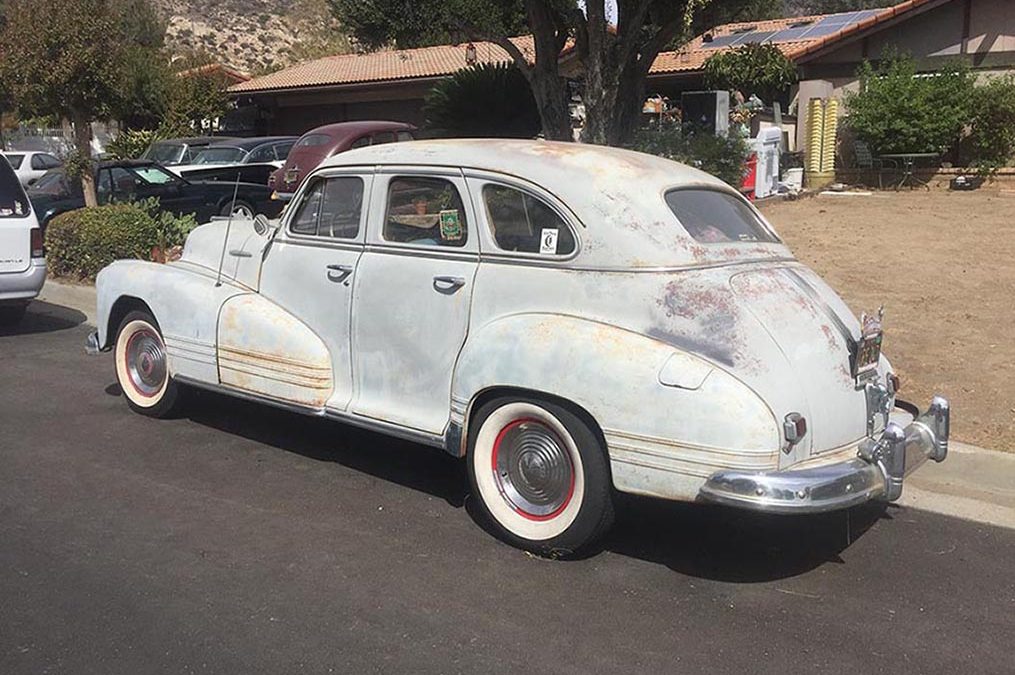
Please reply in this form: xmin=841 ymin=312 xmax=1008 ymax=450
xmin=72 ymin=112 xmax=97 ymax=208
xmin=529 ymin=73 xmax=572 ymax=141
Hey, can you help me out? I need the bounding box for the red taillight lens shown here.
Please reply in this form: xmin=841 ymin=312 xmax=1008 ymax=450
xmin=30 ymin=227 xmax=44 ymax=258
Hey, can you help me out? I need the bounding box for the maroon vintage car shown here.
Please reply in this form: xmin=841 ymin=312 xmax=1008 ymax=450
xmin=269 ymin=121 xmax=416 ymax=200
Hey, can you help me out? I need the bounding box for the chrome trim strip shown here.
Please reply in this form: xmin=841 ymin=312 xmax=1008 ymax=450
xmin=602 ymin=427 xmax=778 ymax=458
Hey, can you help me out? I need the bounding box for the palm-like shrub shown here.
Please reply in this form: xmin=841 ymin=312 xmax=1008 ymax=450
xmin=424 ymin=62 xmax=541 ymax=139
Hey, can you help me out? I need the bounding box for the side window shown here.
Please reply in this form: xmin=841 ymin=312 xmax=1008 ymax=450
xmin=248 ymin=145 xmax=275 ymax=163
xmin=96 ymin=169 xmax=113 ymax=202
xmin=31 ymin=155 xmax=47 ymax=170
xmin=109 ymin=167 xmax=138 ymax=196
xmin=290 ymin=179 xmax=326 ymax=235
xmin=384 ymin=176 xmax=468 ymax=248
xmin=372 ymin=132 xmax=395 ymax=145
xmin=289 ymin=176 xmax=364 ymax=239
xmin=482 ymin=184 xmax=575 ymax=255
xmin=42 ymin=154 xmax=61 ymax=169
xmin=349 ymin=136 xmax=370 ymax=149
xmin=275 ymin=141 xmax=295 ymax=160
xmin=396 ymin=131 xmax=414 ymax=142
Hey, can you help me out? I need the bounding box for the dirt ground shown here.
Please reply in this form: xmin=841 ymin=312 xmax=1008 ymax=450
xmin=759 ymin=189 xmax=1015 ymax=452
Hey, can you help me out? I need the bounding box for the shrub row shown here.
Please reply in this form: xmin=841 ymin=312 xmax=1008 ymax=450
xmin=46 ymin=199 xmax=198 ymax=280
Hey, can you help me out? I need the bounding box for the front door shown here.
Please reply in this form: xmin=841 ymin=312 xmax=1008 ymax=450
xmin=258 ymin=171 xmax=372 ymax=410
xmin=350 ymin=170 xmax=478 ymax=434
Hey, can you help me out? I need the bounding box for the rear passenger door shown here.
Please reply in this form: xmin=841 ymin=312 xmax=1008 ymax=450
xmin=349 ymin=168 xmax=478 ymax=434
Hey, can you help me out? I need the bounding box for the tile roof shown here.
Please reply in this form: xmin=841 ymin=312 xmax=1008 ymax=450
xmin=231 ymin=0 xmax=938 ymax=92
xmin=230 ymin=37 xmax=535 ymax=93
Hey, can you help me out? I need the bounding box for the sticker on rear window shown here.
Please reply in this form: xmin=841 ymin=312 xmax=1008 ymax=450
xmin=540 ymin=228 xmax=559 ymax=254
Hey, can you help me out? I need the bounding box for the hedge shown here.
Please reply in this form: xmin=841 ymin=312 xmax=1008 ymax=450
xmin=46 ymin=200 xmax=198 ymax=280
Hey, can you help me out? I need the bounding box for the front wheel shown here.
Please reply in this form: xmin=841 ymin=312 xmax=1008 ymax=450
xmin=220 ymin=199 xmax=255 ymax=219
xmin=114 ymin=310 xmax=182 ymax=418
xmin=467 ymin=397 xmax=615 ymax=556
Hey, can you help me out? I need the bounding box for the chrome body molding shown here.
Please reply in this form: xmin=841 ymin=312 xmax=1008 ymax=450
xmin=699 ymin=397 xmax=950 ymax=513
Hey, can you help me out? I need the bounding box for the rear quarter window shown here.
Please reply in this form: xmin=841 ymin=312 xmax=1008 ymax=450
xmin=296 ymin=133 xmax=332 ymax=148
xmin=5 ymin=154 xmax=25 ymax=169
xmin=665 ymin=188 xmax=778 ymax=244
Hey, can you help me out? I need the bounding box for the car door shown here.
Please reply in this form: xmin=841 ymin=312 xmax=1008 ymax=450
xmin=129 ymin=165 xmax=209 ymax=217
xmin=349 ymin=168 xmax=478 ymax=434
xmin=28 ymin=154 xmax=49 ymax=185
xmin=257 ymin=169 xmax=372 ymax=411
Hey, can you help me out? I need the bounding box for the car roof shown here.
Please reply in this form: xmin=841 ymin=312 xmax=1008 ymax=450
xmin=321 ymin=139 xmax=788 ymax=269
xmin=301 ymin=121 xmax=415 ymax=139
xmin=154 ymin=136 xmax=240 ymax=146
xmin=204 ymin=136 xmax=298 ymax=151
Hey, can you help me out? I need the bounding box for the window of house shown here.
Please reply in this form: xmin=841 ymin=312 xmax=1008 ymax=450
xmin=289 ymin=176 xmax=364 ymax=239
xmin=482 ymin=184 xmax=575 ymax=255
xmin=664 ymin=188 xmax=778 ymax=244
xmin=384 ymin=176 xmax=467 ymax=248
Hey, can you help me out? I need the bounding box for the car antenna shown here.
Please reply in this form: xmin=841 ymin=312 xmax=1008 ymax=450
xmin=214 ymin=171 xmax=243 ymax=288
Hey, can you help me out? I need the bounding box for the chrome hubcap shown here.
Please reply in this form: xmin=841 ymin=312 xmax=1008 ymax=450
xmin=493 ymin=419 xmax=574 ymax=518
xmin=125 ymin=328 xmax=166 ymax=397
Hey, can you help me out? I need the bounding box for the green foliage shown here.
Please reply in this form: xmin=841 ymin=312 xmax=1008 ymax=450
xmin=424 ymin=63 xmax=541 ymax=138
xmin=965 ymin=75 xmax=1015 ymax=174
xmin=628 ymin=120 xmax=751 ymax=187
xmin=45 ymin=199 xmax=198 ymax=279
xmin=784 ymin=0 xmax=896 ymax=13
xmin=844 ymin=54 xmax=975 ymax=155
xmin=162 ymin=58 xmax=231 ymax=135
xmin=704 ymin=43 xmax=797 ymax=103
xmin=106 ymin=129 xmax=160 ymax=160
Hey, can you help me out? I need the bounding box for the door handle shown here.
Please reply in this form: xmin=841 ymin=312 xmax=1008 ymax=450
xmin=229 ymin=249 xmax=252 ymax=258
xmin=326 ymin=263 xmax=354 ymax=284
xmin=433 ymin=275 xmax=466 ymax=293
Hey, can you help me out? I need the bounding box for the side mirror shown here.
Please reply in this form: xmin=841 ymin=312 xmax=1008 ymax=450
xmin=253 ymin=213 xmax=273 ymax=236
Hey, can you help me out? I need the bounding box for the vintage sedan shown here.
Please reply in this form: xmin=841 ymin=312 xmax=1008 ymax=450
xmin=86 ymin=140 xmax=950 ymax=555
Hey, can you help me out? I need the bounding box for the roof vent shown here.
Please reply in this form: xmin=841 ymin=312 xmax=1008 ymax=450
xmin=703 ymin=33 xmax=714 ymax=43
xmin=790 ymin=20 xmax=813 ymax=28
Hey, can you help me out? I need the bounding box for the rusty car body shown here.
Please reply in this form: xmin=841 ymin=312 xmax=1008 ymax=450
xmin=87 ymin=140 xmax=950 ymax=554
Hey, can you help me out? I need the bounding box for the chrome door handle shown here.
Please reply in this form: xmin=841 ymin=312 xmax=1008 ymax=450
xmin=433 ymin=275 xmax=466 ymax=293
xmin=228 ymin=249 xmax=252 ymax=258
xmin=326 ymin=264 xmax=354 ymax=284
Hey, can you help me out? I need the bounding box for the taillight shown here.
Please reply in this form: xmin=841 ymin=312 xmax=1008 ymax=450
xmin=30 ymin=227 xmax=44 ymax=258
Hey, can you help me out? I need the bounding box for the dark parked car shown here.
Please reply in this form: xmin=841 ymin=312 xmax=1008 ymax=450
xmin=269 ymin=121 xmax=416 ymax=200
xmin=173 ymin=136 xmax=298 ymax=186
xmin=140 ymin=136 xmax=239 ymax=166
xmin=27 ymin=160 xmax=283 ymax=228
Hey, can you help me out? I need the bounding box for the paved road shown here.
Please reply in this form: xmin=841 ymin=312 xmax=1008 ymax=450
xmin=2 ymin=302 xmax=1013 ymax=674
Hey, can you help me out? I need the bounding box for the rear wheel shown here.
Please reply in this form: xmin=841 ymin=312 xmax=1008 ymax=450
xmin=113 ymin=310 xmax=181 ymax=417
xmin=467 ymin=397 xmax=615 ymax=556
xmin=0 ymin=303 xmax=28 ymax=326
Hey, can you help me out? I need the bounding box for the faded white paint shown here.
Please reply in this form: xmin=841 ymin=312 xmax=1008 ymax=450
xmin=94 ymin=140 xmax=896 ymax=505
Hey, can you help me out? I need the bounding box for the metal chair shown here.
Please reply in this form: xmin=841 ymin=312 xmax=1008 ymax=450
xmin=853 ymin=140 xmax=895 ymax=189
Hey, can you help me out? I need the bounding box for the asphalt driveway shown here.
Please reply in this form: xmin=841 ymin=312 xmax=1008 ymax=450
xmin=1 ymin=302 xmax=1013 ymax=674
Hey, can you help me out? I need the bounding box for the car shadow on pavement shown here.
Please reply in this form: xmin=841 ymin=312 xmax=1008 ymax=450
xmin=181 ymin=388 xmax=470 ymax=508
xmin=600 ymin=494 xmax=888 ymax=582
xmin=171 ymin=387 xmax=887 ymax=579
xmin=0 ymin=300 xmax=86 ymax=336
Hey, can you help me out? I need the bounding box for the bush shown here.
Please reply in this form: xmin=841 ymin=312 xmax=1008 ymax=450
xmin=424 ymin=62 xmax=541 ymax=138
xmin=966 ymin=75 xmax=1015 ymax=174
xmin=628 ymin=120 xmax=751 ymax=187
xmin=105 ymin=128 xmax=160 ymax=160
xmin=844 ymin=53 xmax=974 ymax=155
xmin=46 ymin=200 xmax=198 ymax=280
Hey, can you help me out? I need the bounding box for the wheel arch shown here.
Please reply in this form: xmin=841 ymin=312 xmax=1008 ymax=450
xmin=106 ymin=295 xmax=156 ymax=348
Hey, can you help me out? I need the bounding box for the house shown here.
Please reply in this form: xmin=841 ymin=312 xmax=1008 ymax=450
xmin=227 ymin=0 xmax=1015 ymax=137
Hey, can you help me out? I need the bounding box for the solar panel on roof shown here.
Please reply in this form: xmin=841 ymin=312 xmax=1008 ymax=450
xmin=817 ymin=12 xmax=859 ymax=26
xmin=701 ymin=35 xmax=742 ymax=49
xmin=799 ymin=24 xmax=843 ymax=38
xmin=768 ymin=27 xmax=814 ymax=42
xmin=740 ymin=31 xmax=776 ymax=44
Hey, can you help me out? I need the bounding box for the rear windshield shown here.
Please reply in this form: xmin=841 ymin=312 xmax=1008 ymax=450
xmin=0 ymin=159 xmax=30 ymax=217
xmin=665 ymin=188 xmax=778 ymax=244
xmin=143 ymin=143 xmax=185 ymax=164
xmin=5 ymin=154 xmax=24 ymax=169
xmin=295 ymin=133 xmax=331 ymax=148
xmin=192 ymin=147 xmax=246 ymax=165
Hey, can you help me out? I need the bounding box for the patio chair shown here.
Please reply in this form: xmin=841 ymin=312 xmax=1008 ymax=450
xmin=853 ymin=140 xmax=895 ymax=189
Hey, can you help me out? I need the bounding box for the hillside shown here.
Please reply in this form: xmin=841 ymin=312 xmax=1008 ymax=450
xmin=155 ymin=0 xmax=350 ymax=74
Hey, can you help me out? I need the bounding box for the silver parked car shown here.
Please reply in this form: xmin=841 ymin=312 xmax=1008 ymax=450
xmin=86 ymin=140 xmax=949 ymax=555
xmin=0 ymin=155 xmax=46 ymax=324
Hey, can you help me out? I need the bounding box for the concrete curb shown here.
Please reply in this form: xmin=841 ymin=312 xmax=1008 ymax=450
xmin=32 ymin=280 xmax=1015 ymax=530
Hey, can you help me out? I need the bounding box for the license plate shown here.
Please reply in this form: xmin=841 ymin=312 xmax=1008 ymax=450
xmin=853 ymin=331 xmax=883 ymax=379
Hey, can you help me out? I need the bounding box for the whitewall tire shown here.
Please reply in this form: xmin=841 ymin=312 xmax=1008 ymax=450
xmin=114 ymin=310 xmax=181 ymax=417
xmin=467 ymin=397 xmax=615 ymax=556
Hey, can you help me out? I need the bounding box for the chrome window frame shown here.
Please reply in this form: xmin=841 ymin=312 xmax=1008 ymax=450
xmin=282 ymin=166 xmax=373 ymax=246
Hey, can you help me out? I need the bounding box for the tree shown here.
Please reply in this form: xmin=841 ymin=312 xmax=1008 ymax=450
xmin=783 ymin=0 xmax=895 ymax=14
xmin=0 ymin=0 xmax=127 ymax=206
xmin=704 ymin=43 xmax=797 ymax=104
xmin=327 ymin=0 xmax=775 ymax=146
xmin=425 ymin=62 xmax=541 ymax=138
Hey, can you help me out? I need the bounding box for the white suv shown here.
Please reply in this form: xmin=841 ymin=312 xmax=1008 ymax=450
xmin=0 ymin=155 xmax=46 ymax=324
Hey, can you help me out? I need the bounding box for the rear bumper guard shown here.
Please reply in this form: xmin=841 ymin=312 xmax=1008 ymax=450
xmin=699 ymin=396 xmax=950 ymax=513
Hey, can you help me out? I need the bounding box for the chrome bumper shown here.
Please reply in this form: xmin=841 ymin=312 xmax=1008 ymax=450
xmin=85 ymin=330 xmax=105 ymax=355
xmin=699 ymin=396 xmax=950 ymax=514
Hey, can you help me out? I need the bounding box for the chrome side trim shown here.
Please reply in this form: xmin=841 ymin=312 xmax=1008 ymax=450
xmin=174 ymin=376 xmax=446 ymax=450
